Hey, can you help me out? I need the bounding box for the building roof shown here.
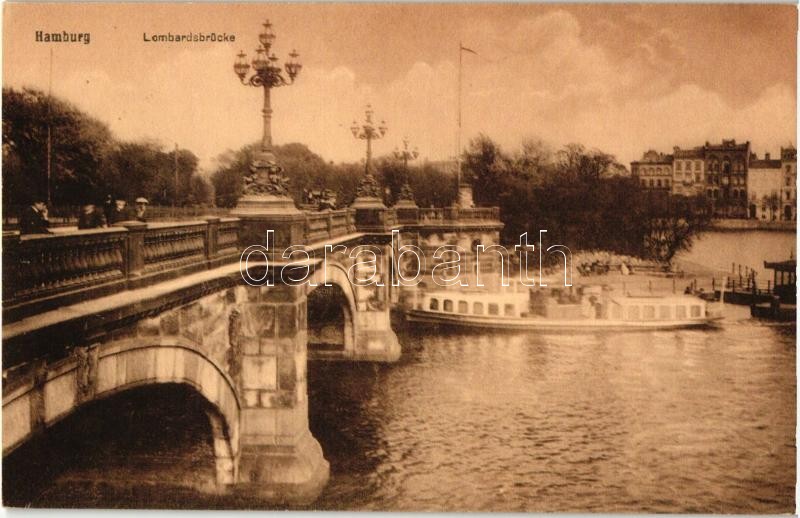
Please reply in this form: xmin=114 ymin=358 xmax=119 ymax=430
xmin=673 ymin=147 xmax=704 ymax=159
xmin=703 ymin=139 xmax=750 ymax=152
xmin=749 ymin=159 xmax=782 ymax=169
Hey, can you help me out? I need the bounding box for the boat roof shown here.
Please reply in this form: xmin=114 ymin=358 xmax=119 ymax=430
xmin=764 ymin=260 xmax=796 ymax=272
xmin=607 ymin=295 xmax=704 ymax=305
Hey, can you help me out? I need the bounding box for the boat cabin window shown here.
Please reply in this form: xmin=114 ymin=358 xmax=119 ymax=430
xmin=627 ymin=306 xmax=640 ymax=321
xmin=643 ymin=305 xmax=655 ymax=320
xmin=458 ymin=301 xmax=469 ymax=314
xmin=659 ymin=306 xmax=671 ymax=320
xmin=444 ymin=300 xmax=454 ymax=312
xmin=676 ymin=305 xmax=687 ymax=319
xmin=429 ymin=298 xmax=439 ymax=310
xmin=504 ymin=304 xmax=515 ymax=317
xmin=488 ymin=303 xmax=499 ymax=316
xmin=690 ymin=305 xmax=701 ymax=318
xmin=473 ymin=302 xmax=484 ymax=315
xmin=611 ymin=305 xmax=622 ymax=320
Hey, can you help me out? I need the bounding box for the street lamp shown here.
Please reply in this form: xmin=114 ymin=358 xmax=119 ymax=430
xmin=233 ymin=20 xmax=301 ymax=199
xmin=350 ymin=104 xmax=387 ymax=202
xmin=393 ymin=137 xmax=418 ymax=203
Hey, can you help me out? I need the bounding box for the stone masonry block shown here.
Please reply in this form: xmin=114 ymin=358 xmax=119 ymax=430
xmin=241 ymin=356 xmax=277 ymax=391
xmin=137 ymin=316 xmax=161 ymax=337
xmin=160 ymin=311 xmax=180 ymax=335
xmin=277 ymin=356 xmax=296 ymax=392
xmin=277 ymin=304 xmax=297 ymax=337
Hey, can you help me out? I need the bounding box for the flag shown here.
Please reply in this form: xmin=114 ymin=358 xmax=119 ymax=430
xmin=460 ymin=45 xmax=477 ymax=55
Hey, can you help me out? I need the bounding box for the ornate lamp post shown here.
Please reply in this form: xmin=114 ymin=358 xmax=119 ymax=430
xmin=350 ymin=104 xmax=387 ymax=204
xmin=393 ymin=137 xmax=418 ymax=205
xmin=232 ymin=20 xmax=302 ymax=209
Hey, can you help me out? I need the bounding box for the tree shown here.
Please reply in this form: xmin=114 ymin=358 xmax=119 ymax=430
xmin=463 ymin=134 xmax=509 ymax=206
xmin=3 ymin=87 xmax=114 ymax=207
xmin=3 ymin=87 xmax=210 ymax=211
xmin=641 ymin=194 xmax=712 ymax=265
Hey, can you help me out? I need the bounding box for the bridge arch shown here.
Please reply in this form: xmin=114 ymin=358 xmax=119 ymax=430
xmin=2 ymin=339 xmax=241 ymax=486
xmin=308 ymin=262 xmax=357 ymax=355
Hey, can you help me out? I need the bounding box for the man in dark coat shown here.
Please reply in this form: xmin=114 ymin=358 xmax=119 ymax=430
xmin=107 ymin=198 xmax=134 ymax=224
xmin=19 ymin=199 xmax=51 ymax=234
xmin=77 ymin=203 xmax=107 ymax=229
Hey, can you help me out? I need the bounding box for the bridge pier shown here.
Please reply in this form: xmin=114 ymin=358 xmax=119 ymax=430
xmin=233 ymin=283 xmax=329 ymax=504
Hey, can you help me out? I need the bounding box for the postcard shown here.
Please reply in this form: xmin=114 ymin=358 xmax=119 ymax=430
xmin=1 ymin=2 xmax=796 ymax=512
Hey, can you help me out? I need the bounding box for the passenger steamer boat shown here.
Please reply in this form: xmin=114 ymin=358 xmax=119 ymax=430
xmin=406 ymin=286 xmax=722 ymax=331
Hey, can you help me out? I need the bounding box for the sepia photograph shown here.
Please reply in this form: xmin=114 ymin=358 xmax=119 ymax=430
xmin=1 ymin=2 xmax=796 ymax=512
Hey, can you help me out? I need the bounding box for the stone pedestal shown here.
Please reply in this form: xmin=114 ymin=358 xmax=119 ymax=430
xmin=394 ymin=198 xmax=419 ymax=224
xmin=351 ymin=196 xmax=390 ymax=233
xmin=233 ymin=283 xmax=329 ymax=504
xmin=458 ymin=182 xmax=474 ymax=208
xmin=231 ymin=195 xmax=306 ymax=251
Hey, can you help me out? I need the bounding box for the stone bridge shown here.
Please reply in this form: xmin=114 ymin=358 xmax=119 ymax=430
xmin=2 ymin=197 xmax=502 ymax=504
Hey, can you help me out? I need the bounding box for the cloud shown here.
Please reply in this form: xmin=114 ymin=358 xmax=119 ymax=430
xmin=5 ymin=9 xmax=794 ymax=171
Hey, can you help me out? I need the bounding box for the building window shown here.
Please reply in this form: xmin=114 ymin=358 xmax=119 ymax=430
xmin=443 ymin=299 xmax=453 ymax=312
xmin=686 ymin=161 xmax=692 ymax=171
xmin=656 ymin=179 xmax=662 ymax=188
xmin=429 ymin=298 xmax=439 ymax=310
xmin=696 ymin=173 xmax=701 ymax=182
xmin=666 ymin=179 xmax=671 ymax=187
xmin=787 ymin=178 xmax=792 ymax=186
xmin=643 ymin=305 xmax=655 ymax=320
xmin=676 ymin=162 xmax=682 ymax=171
xmin=504 ymin=304 xmax=515 ymax=317
xmin=488 ymin=303 xmax=499 ymax=316
xmin=458 ymin=300 xmax=469 ymax=314
xmin=473 ymin=302 xmax=484 ymax=315
xmin=696 ymin=161 xmax=702 ymax=170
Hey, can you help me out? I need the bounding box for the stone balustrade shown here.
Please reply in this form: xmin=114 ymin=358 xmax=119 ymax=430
xmin=3 ymin=217 xmax=242 ymax=322
xmin=3 ymin=228 xmax=127 ymax=305
xmin=142 ymin=222 xmax=207 ymax=274
xmin=303 ymin=209 xmax=356 ymax=244
xmin=3 ymin=205 xmax=501 ymax=322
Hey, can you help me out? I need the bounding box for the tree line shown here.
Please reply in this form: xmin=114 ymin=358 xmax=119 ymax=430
xmin=3 ymin=86 xmax=706 ymax=263
xmin=462 ymin=135 xmax=711 ymax=265
xmin=2 ymin=87 xmax=212 ymax=210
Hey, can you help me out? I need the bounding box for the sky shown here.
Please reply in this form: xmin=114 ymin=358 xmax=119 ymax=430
xmin=3 ymin=3 xmax=797 ymax=173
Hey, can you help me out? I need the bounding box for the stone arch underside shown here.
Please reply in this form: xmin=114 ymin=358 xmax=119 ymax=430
xmin=2 ymin=339 xmax=241 ymax=486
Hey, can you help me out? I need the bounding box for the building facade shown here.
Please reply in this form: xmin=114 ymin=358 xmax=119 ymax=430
xmin=747 ymin=153 xmax=782 ymax=220
xmin=630 ymin=150 xmax=673 ymax=191
xmin=780 ymin=146 xmax=797 ymax=221
xmin=632 ymin=139 xmax=795 ymax=220
xmin=671 ymin=147 xmax=705 ymax=197
xmin=702 ymin=139 xmax=750 ymax=218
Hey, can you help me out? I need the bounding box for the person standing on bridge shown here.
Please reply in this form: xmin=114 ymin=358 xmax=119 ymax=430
xmin=134 ymin=197 xmax=149 ymax=222
xmin=19 ymin=197 xmax=51 ymax=234
xmin=77 ymin=202 xmax=107 ymax=229
xmin=107 ymin=197 xmax=134 ymax=224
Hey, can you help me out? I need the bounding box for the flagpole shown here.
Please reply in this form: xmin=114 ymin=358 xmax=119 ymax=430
xmin=46 ymin=47 xmax=53 ymax=205
xmin=456 ymin=42 xmax=462 ymax=195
